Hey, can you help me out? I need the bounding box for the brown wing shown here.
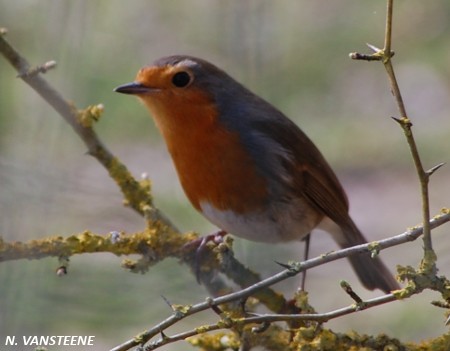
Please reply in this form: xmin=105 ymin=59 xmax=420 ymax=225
xmin=254 ymin=116 xmax=351 ymax=228
xmin=256 ymin=118 xmax=400 ymax=293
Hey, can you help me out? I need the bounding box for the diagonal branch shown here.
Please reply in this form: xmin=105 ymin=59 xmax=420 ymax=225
xmin=109 ymin=210 xmax=450 ymax=351
xmin=0 ymin=31 xmax=164 ymax=224
xmin=155 ymin=293 xmax=397 ymax=351
xmin=0 ymin=29 xmax=287 ymax=310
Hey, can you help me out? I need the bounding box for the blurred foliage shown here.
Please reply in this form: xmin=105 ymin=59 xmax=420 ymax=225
xmin=1 ymin=1 xmax=450 ymax=350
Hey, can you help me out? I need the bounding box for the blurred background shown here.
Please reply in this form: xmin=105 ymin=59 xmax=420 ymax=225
xmin=1 ymin=1 xmax=449 ymax=350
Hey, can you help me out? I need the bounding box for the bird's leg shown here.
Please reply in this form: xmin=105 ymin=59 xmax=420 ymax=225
xmin=183 ymin=230 xmax=228 ymax=282
xmin=300 ymin=233 xmax=311 ymax=291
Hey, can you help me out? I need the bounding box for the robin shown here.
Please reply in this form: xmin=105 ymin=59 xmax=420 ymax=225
xmin=115 ymin=55 xmax=399 ymax=293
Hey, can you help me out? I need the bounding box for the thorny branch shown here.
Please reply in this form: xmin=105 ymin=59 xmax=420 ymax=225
xmin=351 ymin=0 xmax=437 ymax=268
xmin=110 ymin=209 xmax=450 ymax=351
xmin=112 ymin=0 xmax=450 ymax=349
xmin=146 ymin=293 xmax=398 ymax=351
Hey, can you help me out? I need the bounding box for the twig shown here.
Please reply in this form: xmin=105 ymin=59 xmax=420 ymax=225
xmin=109 ymin=210 xmax=450 ymax=351
xmin=350 ymin=0 xmax=438 ymax=270
xmin=383 ymin=0 xmax=436 ymax=266
xmin=384 ymin=0 xmax=394 ymax=63
xmin=0 ymin=31 xmax=241 ymax=300
xmin=125 ymin=268 xmax=450 ymax=351
xmin=133 ymin=294 xmax=397 ymax=351
xmin=242 ymin=293 xmax=396 ymax=324
xmin=17 ymin=60 xmax=57 ymax=78
xmin=139 ymin=293 xmax=398 ymax=350
xmin=0 ymin=32 xmax=165 ymax=224
xmin=340 ymin=280 xmax=363 ymax=304
xmin=144 ymin=324 xmax=223 ymax=351
xmin=0 ymin=29 xmax=295 ymax=315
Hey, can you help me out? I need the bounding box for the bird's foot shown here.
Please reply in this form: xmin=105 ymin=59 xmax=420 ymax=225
xmin=183 ymin=230 xmax=228 ymax=282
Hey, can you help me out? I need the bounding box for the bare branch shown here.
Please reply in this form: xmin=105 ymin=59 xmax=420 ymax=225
xmin=350 ymin=0 xmax=439 ymax=272
xmin=381 ymin=0 xmax=434 ymax=264
xmin=243 ymin=293 xmax=396 ymax=324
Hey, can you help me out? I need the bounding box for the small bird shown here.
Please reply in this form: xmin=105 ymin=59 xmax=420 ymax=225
xmin=115 ymin=55 xmax=399 ymax=293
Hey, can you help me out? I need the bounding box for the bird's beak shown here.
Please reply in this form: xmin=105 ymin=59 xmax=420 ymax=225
xmin=114 ymin=82 xmax=153 ymax=95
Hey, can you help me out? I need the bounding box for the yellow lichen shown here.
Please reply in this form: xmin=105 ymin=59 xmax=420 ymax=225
xmin=77 ymin=104 xmax=104 ymax=127
xmin=172 ymin=304 xmax=192 ymax=315
xmin=188 ymin=331 xmax=240 ymax=351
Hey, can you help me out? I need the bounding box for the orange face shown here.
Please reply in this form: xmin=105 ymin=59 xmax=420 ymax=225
xmin=134 ymin=64 xmax=212 ymax=136
xmin=121 ymin=59 xmax=268 ymax=214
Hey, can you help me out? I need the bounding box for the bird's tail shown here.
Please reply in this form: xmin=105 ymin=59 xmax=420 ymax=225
xmin=338 ymin=221 xmax=399 ymax=294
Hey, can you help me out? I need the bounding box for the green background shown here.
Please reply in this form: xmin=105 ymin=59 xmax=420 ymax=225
xmin=1 ymin=1 xmax=449 ymax=350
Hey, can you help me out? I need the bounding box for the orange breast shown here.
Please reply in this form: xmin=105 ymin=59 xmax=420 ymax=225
xmin=141 ymin=88 xmax=268 ymax=214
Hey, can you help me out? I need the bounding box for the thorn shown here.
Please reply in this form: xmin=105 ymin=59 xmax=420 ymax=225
xmin=161 ymin=295 xmax=173 ymax=309
xmin=427 ymin=163 xmax=445 ymax=177
xmin=245 ymin=311 xmax=259 ymax=317
xmin=274 ymin=261 xmax=291 ymax=269
xmin=391 ymin=116 xmax=413 ymax=127
xmin=275 ymin=261 xmax=303 ymax=276
xmin=160 ymin=330 xmax=168 ymax=340
xmin=391 ymin=116 xmax=402 ymax=124
xmin=366 ymin=43 xmax=382 ymax=53
xmin=446 ymin=315 xmax=450 ymax=326
xmin=358 ymin=43 xmax=394 ymax=61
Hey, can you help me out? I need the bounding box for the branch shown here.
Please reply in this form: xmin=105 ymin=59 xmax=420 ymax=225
xmin=0 ymin=30 xmax=169 ymax=226
xmin=140 ymin=292 xmax=398 ymax=351
xmin=0 ymin=230 xmax=194 ymax=264
xmin=109 ymin=209 xmax=450 ymax=351
xmin=0 ymin=29 xmax=238 ymax=300
xmin=0 ymin=30 xmax=294 ymax=323
xmin=350 ymin=0 xmax=439 ymax=273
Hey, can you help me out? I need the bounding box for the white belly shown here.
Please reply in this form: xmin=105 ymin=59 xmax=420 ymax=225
xmin=199 ymin=199 xmax=322 ymax=243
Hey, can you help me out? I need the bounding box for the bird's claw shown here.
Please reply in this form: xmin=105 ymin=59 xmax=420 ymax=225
xmin=183 ymin=230 xmax=227 ymax=283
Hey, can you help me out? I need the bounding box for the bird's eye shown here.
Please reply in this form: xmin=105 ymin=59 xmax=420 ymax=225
xmin=171 ymin=71 xmax=192 ymax=88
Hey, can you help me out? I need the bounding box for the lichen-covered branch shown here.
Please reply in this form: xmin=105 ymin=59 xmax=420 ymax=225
xmin=109 ymin=209 xmax=450 ymax=351
xmin=0 ymin=31 xmax=160 ymax=224
xmin=0 ymin=228 xmax=192 ymax=264
xmin=188 ymin=328 xmax=450 ymax=351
